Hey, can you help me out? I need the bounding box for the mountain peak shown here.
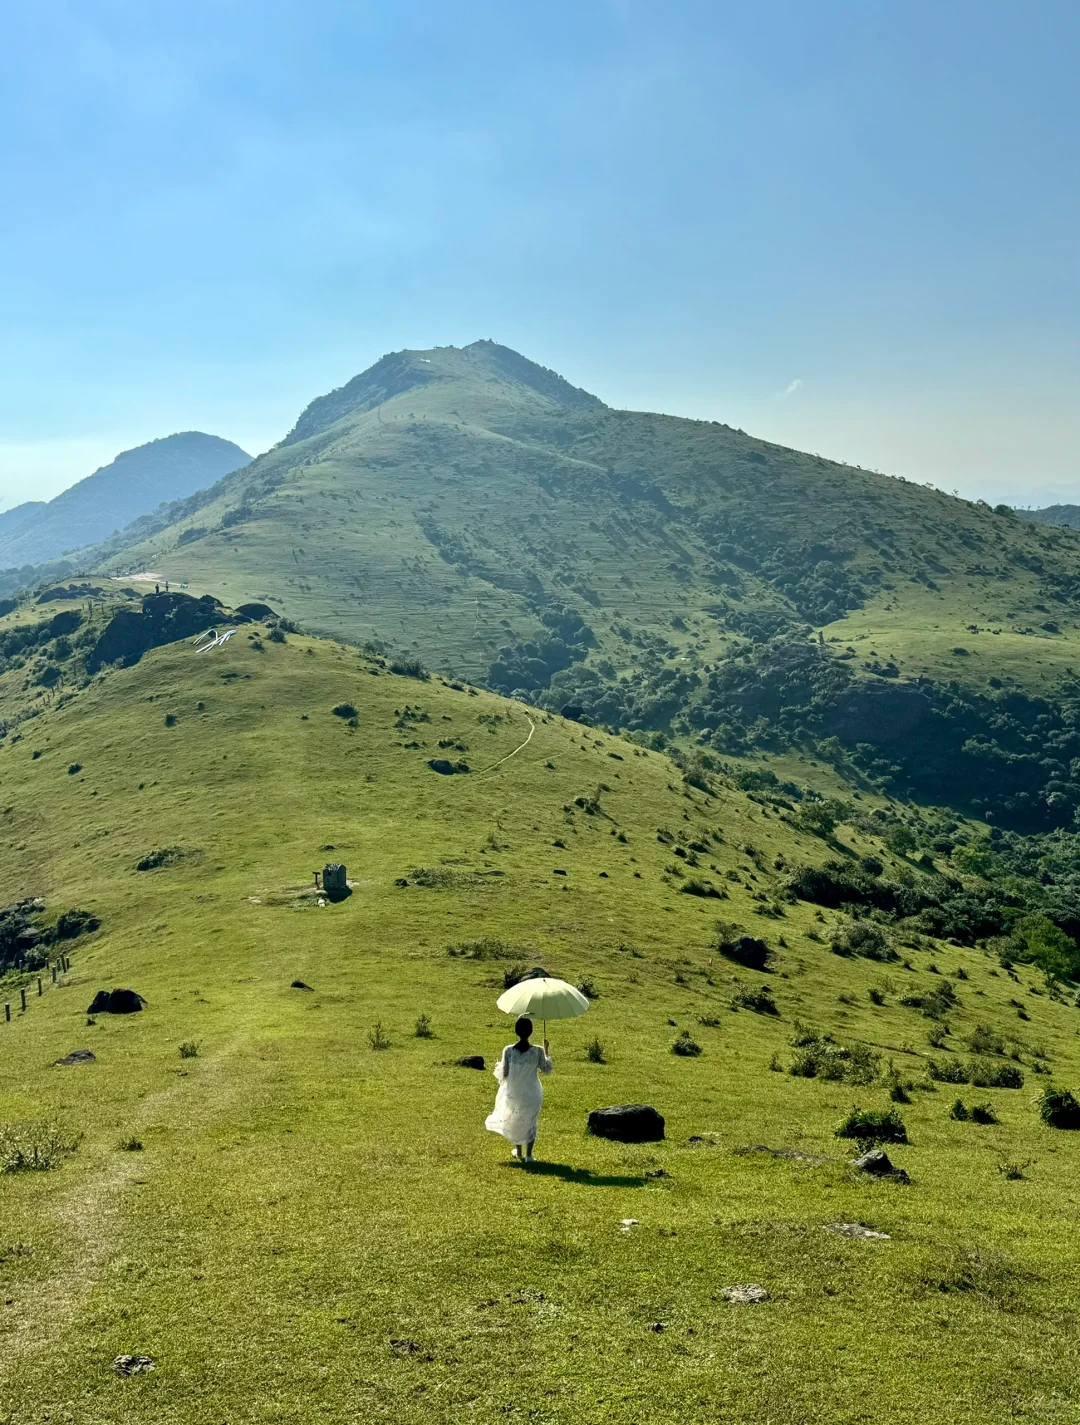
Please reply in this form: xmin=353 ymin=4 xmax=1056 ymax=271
xmin=284 ymin=341 xmax=602 ymax=446
xmin=0 ymin=432 xmax=250 ymax=570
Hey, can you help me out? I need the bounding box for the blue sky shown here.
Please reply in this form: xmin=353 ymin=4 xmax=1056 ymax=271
xmin=1 ymin=0 xmax=1077 ymax=508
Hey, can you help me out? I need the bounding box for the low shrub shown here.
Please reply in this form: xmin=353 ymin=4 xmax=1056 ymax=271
xmin=1035 ymin=1085 xmax=1080 ymax=1129
xmin=389 ymin=657 xmax=428 ymax=679
xmin=671 ymin=1030 xmax=702 ymax=1057
xmin=790 ymin=1035 xmax=879 ymax=1085
xmin=730 ymin=984 xmax=778 ymax=1015
xmin=585 ymin=1037 xmax=606 ymax=1064
xmin=967 ymin=1024 xmax=1006 ymax=1056
xmin=950 ymin=1098 xmax=970 ymax=1121
xmin=929 ymin=1058 xmax=969 ymax=1085
xmin=680 ymin=877 xmax=724 ymax=898
xmin=577 ymin=976 xmax=599 ymax=1000
xmin=446 ymin=937 xmax=517 ymax=960
xmin=178 ymin=1041 xmax=199 ymax=1059
xmin=970 ymin=1102 xmax=999 ymax=1125
xmin=835 ymin=1106 xmax=908 ymax=1144
xmin=368 ymin=1022 xmax=391 ymax=1051
xmin=331 ymin=702 xmax=358 ymax=719
xmin=414 ymin=1014 xmax=433 ymax=1038
xmin=831 ymin=921 xmax=897 ymax=963
xmin=135 ymin=846 xmax=184 ymax=872
xmin=119 ymin=1137 xmax=144 ymax=1152
xmin=970 ymin=1059 xmax=1023 ymax=1089
xmin=0 ymin=1122 xmax=79 ymax=1173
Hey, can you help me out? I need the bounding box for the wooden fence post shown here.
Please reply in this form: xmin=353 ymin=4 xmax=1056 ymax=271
xmin=37 ymin=978 xmax=43 ymax=996
xmin=20 ymin=989 xmax=26 ymax=1012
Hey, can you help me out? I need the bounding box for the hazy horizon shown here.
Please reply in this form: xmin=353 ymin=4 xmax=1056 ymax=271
xmin=2 ymin=2 xmax=1078 ymax=511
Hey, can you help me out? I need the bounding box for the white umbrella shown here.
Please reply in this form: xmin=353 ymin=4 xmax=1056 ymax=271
xmin=496 ymin=976 xmax=590 ymax=1039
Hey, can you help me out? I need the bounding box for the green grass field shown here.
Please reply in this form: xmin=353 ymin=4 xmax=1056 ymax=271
xmin=2 ymin=630 xmax=1080 ymax=1422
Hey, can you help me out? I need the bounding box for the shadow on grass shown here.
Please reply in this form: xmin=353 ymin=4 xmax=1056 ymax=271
xmin=502 ymin=1160 xmax=645 ymax=1187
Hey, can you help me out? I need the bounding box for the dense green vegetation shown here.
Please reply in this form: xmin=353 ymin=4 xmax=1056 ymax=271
xmin=1 ymin=611 xmax=1080 ymax=1421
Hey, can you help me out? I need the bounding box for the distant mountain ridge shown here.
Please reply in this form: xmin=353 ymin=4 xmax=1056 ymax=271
xmin=0 ymin=501 xmax=45 ymax=538
xmin=1018 ymin=504 xmax=1080 ymax=531
xmin=0 ymin=432 xmax=251 ymax=568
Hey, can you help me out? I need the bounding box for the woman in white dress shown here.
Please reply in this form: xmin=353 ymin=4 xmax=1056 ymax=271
xmin=485 ymin=1016 xmax=553 ymax=1162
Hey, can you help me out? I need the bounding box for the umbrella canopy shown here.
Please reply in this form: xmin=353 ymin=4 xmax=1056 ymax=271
xmin=496 ymin=977 xmax=590 ymax=1022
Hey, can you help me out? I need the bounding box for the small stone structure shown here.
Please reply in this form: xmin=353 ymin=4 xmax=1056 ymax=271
xmin=322 ymin=863 xmax=348 ymax=898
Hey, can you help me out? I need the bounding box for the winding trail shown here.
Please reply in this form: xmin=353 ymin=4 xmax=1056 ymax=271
xmin=474 ymin=713 xmax=536 ymax=776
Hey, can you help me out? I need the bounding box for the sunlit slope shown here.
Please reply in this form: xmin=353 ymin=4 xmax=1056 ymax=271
xmin=2 ymin=634 xmax=1080 ymax=1421
xmin=105 ymin=341 xmax=1080 ymax=697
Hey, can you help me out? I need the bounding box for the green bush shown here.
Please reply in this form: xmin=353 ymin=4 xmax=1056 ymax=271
xmin=929 ymin=1058 xmax=969 ymax=1085
xmin=0 ymin=1122 xmax=78 ymax=1173
xmin=585 ymin=1037 xmax=606 ymax=1064
xmin=1035 ymin=1085 xmax=1080 ymax=1129
xmin=368 ymin=1022 xmax=391 ymax=1051
xmin=671 ymin=1030 xmax=702 ymax=1057
xmin=970 ymin=1059 xmax=1023 ymax=1089
xmin=730 ymin=984 xmax=778 ymax=1015
xmin=835 ymin=1106 xmax=908 ymax=1144
xmin=178 ymin=1041 xmax=199 ymax=1059
xmin=414 ymin=1014 xmax=433 ymax=1038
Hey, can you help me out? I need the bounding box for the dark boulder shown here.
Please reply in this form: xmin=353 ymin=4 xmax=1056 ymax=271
xmin=588 ymin=1104 xmax=665 ymax=1143
xmin=87 ymin=988 xmax=146 ymax=1015
xmin=291 ymin=980 xmax=314 ymax=990
xmin=87 ymin=592 xmax=223 ymax=672
xmin=427 ymin=758 xmax=470 ymax=775
xmin=718 ymin=935 xmax=772 ymax=972
xmin=233 ymin=602 xmax=278 ymax=622
xmin=456 ymin=1055 xmax=485 ymax=1070
xmin=54 ymin=1049 xmax=96 ymax=1066
xmin=851 ymin=1147 xmax=910 ymax=1182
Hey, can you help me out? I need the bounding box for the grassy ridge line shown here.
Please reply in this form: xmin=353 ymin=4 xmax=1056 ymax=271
xmin=100 ymin=343 xmax=1080 ymax=701
xmin=1 ymin=635 xmax=1079 ymax=1420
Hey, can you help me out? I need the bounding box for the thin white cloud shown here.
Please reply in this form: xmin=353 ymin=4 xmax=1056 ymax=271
xmin=778 ymin=378 xmax=804 ymax=399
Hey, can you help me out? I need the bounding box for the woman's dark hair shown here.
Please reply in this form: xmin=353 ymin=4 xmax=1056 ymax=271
xmin=513 ymin=1016 xmax=533 ymax=1050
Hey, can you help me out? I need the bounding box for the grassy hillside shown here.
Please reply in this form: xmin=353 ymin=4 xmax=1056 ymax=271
xmin=2 ymin=624 xmax=1080 ymax=1422
xmin=88 ymin=342 xmax=1080 ymax=830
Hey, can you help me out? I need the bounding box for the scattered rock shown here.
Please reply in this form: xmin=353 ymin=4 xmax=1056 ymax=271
xmin=721 ymin=1283 xmax=769 ymax=1305
xmin=87 ymin=989 xmax=145 ymax=1015
xmin=113 ymin=1354 xmax=155 ymax=1376
xmin=824 ymin=1222 xmax=892 ymax=1240
xmin=618 ymin=1219 xmax=639 ymax=1233
xmin=54 ymin=1049 xmax=96 ymax=1067
xmin=684 ymin=1133 xmax=720 ymax=1148
xmin=851 ymin=1147 xmax=911 ymax=1182
xmin=394 ymin=877 xmax=409 ymax=887
xmin=456 ymin=1055 xmax=485 ymax=1070
xmin=291 ymin=980 xmax=314 ymax=991
xmin=644 ymin=1168 xmax=671 ymax=1180
xmin=427 ymin=758 xmax=470 ymax=775
xmin=588 ymin=1104 xmax=665 ymax=1143
xmin=646 ymin=1321 xmax=665 ymax=1332
xmin=390 ymin=1338 xmax=420 ymax=1356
